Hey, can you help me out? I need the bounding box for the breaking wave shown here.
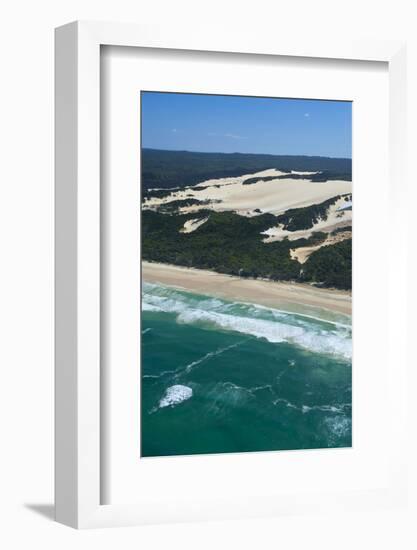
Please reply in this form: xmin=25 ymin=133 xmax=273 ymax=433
xmin=142 ymin=283 xmax=351 ymax=360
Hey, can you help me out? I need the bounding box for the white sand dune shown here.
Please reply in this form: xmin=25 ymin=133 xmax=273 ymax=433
xmin=180 ymin=217 xmax=209 ymax=233
xmin=192 ymin=168 xmax=287 ymax=189
xmin=290 ymin=170 xmax=319 ymax=175
xmin=262 ymin=196 xmax=352 ymax=242
xmin=144 ymin=169 xmax=352 ymax=218
xmin=143 ymin=170 xmax=352 ymax=262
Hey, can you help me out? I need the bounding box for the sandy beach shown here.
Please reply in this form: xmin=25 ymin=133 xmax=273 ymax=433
xmin=142 ymin=261 xmax=351 ymax=319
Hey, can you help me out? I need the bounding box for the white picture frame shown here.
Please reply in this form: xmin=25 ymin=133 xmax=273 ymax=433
xmin=55 ymin=20 xmax=407 ymax=529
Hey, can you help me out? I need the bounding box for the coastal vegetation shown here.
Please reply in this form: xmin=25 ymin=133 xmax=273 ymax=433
xmin=156 ymin=198 xmax=217 ymax=213
xmin=242 ymin=171 xmax=351 ymax=185
xmin=142 ymin=208 xmax=352 ymax=289
xmin=275 ymin=195 xmax=344 ymax=231
xmin=302 ymin=239 xmax=352 ymax=290
xmin=141 ymin=150 xmax=352 ymax=291
xmin=142 ymin=148 xmax=352 ymax=191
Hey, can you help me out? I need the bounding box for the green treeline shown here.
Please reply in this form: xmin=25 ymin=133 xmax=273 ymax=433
xmin=242 ymin=171 xmax=351 ymax=185
xmin=301 ymin=239 xmax=352 ymax=290
xmin=142 ymin=149 xmax=352 ymax=191
xmin=275 ymin=196 xmax=342 ymax=231
xmin=145 ymin=194 xmax=348 ymax=232
xmin=142 ymin=209 xmax=352 ymax=289
xmin=156 ymin=198 xmax=215 ymax=213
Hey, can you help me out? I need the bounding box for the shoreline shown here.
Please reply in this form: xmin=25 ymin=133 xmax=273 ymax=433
xmin=142 ymin=261 xmax=351 ymax=320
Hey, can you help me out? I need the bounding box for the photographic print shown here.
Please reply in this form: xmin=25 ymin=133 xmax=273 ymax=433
xmin=141 ymin=92 xmax=352 ymax=457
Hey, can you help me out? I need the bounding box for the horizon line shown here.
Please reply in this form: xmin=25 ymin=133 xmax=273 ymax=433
xmin=142 ymin=147 xmax=352 ymax=161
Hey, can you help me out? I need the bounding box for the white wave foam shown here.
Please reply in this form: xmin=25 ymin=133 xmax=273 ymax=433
xmin=302 ymin=404 xmax=348 ymax=414
xmin=142 ymin=284 xmax=351 ymax=360
xmin=324 ymin=415 xmax=351 ymax=438
xmin=178 ymin=309 xmax=303 ymax=343
xmin=158 ymin=385 xmax=193 ymax=408
xmin=142 ymin=302 xmax=161 ymax=312
xmin=184 ymin=341 xmax=244 ymax=373
xmin=178 ymin=309 xmax=351 ymax=359
xmin=274 ymin=400 xmax=350 ymax=415
xmin=143 ymin=283 xmax=350 ymax=327
xmin=206 ymin=382 xmax=254 ymax=409
xmin=250 ymin=384 xmax=274 ymax=393
xmin=273 ymin=397 xmax=299 ymax=410
xmin=143 ymin=368 xmax=177 ymax=379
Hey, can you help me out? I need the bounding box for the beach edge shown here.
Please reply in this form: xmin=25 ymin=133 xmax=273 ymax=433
xmin=142 ymin=261 xmax=351 ymax=318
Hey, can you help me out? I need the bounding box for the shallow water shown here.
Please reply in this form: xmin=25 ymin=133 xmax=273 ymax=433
xmin=141 ymin=282 xmax=352 ymax=457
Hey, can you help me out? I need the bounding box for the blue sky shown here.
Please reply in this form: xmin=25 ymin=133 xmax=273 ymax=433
xmin=141 ymin=92 xmax=352 ymax=159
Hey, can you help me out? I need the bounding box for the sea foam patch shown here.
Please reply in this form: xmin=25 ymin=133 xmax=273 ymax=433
xmin=158 ymin=385 xmax=193 ymax=408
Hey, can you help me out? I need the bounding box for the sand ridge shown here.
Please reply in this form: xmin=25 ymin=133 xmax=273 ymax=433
xmin=144 ymin=169 xmax=352 ymax=218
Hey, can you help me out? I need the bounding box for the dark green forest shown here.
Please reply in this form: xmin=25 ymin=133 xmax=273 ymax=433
xmin=145 ymin=194 xmax=349 ymax=233
xmin=301 ymin=239 xmax=352 ymax=289
xmin=275 ymin=195 xmax=343 ymax=231
xmin=142 ymin=148 xmax=352 ymax=191
xmin=142 ymin=208 xmax=352 ymax=290
xmin=242 ymin=171 xmax=351 ymax=185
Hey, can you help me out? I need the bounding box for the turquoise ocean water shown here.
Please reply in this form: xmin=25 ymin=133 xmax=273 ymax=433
xmin=141 ymin=281 xmax=352 ymax=457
